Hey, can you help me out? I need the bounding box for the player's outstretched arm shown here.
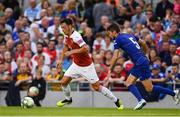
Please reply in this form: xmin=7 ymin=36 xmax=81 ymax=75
xmin=109 ymin=49 xmax=120 ymax=72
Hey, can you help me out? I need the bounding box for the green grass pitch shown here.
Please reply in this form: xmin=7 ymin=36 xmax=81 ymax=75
xmin=0 ymin=107 xmax=180 ymax=117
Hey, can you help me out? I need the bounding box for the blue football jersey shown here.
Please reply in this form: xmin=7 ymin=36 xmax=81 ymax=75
xmin=114 ymin=33 xmax=147 ymax=65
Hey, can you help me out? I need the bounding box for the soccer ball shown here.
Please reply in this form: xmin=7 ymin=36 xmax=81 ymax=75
xmin=29 ymin=86 xmax=39 ymax=95
xmin=21 ymin=97 xmax=34 ymax=108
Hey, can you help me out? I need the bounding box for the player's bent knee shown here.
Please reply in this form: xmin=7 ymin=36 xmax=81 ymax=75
xmin=60 ymin=76 xmax=72 ymax=86
xmin=92 ymin=85 xmax=100 ymax=91
xmin=145 ymin=86 xmax=153 ymax=92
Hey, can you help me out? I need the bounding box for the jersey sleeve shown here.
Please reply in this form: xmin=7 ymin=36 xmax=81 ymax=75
xmin=72 ymin=31 xmax=86 ymax=47
xmin=134 ymin=35 xmax=139 ymax=41
xmin=114 ymin=38 xmax=120 ymax=50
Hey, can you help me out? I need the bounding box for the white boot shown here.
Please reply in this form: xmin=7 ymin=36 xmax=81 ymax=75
xmin=134 ymin=99 xmax=147 ymax=110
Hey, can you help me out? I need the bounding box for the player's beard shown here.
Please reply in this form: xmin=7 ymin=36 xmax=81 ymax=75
xmin=37 ymin=50 xmax=43 ymax=54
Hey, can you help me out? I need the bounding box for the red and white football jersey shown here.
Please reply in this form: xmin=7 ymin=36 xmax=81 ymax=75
xmin=64 ymin=31 xmax=92 ymax=66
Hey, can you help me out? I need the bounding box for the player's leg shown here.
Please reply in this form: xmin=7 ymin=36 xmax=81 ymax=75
xmin=125 ymin=74 xmax=146 ymax=110
xmin=57 ymin=63 xmax=78 ymax=107
xmin=80 ymin=63 xmax=123 ymax=109
xmin=57 ymin=76 xmax=72 ymax=107
xmin=141 ymin=79 xmax=179 ymax=104
xmin=91 ymin=81 xmax=123 ymax=109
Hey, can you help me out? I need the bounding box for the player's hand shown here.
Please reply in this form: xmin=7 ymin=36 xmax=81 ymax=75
xmin=15 ymin=80 xmax=21 ymax=86
xmin=28 ymin=91 xmax=38 ymax=97
xmin=65 ymin=51 xmax=73 ymax=57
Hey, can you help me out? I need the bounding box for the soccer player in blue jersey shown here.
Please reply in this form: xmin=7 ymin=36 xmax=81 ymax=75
xmin=107 ymin=23 xmax=180 ymax=110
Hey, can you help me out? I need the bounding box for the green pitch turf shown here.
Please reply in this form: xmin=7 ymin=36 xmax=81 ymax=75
xmin=0 ymin=107 xmax=180 ymax=116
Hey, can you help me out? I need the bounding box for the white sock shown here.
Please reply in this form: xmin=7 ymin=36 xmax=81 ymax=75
xmin=99 ymin=86 xmax=118 ymax=102
xmin=62 ymin=85 xmax=71 ymax=100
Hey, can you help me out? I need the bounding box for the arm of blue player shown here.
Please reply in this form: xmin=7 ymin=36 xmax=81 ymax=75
xmin=109 ymin=49 xmax=120 ymax=72
xmin=138 ymin=39 xmax=149 ymax=54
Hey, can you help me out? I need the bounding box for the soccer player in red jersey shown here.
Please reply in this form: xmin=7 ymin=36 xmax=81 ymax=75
xmin=56 ymin=18 xmax=123 ymax=109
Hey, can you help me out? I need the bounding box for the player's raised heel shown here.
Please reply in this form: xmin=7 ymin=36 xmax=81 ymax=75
xmin=173 ymin=89 xmax=180 ymax=105
xmin=56 ymin=98 xmax=72 ymax=107
xmin=115 ymin=99 xmax=124 ymax=110
xmin=133 ymin=99 xmax=146 ymax=110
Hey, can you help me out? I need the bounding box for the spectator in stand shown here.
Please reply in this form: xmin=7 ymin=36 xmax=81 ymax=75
xmin=54 ymin=1 xmax=64 ymax=17
xmin=4 ymin=51 xmax=17 ymax=74
xmin=24 ymin=49 xmax=33 ymax=70
xmin=166 ymin=55 xmax=180 ymax=74
xmin=166 ymin=63 xmax=180 ymax=104
xmin=32 ymin=42 xmax=51 ymax=66
xmin=28 ymin=69 xmax=46 ymax=107
xmin=159 ymin=41 xmax=172 ymax=66
xmin=144 ymin=33 xmax=155 ymax=48
xmin=131 ymin=6 xmax=146 ymax=29
xmin=93 ymin=0 xmax=114 ymax=30
xmin=123 ymin=0 xmax=139 ymax=20
xmin=93 ymin=54 xmax=109 ymax=74
xmin=6 ymin=39 xmax=14 ymax=52
xmin=2 ymin=0 xmax=20 ymax=20
xmin=0 ymin=12 xmax=12 ymax=32
xmin=43 ymin=39 xmax=57 ymax=65
xmin=97 ymin=15 xmax=111 ymax=33
xmin=0 ymin=43 xmax=7 ymax=55
xmin=32 ymin=55 xmax=50 ymax=78
xmin=24 ymin=0 xmax=40 ymax=22
xmin=83 ymin=0 xmax=94 ymax=28
xmin=5 ymin=62 xmax=32 ymax=106
xmin=46 ymin=67 xmax=63 ymax=81
xmin=61 ymin=0 xmax=77 ymax=19
xmin=56 ymin=34 xmax=64 ymax=59
xmin=167 ymin=63 xmax=180 ymax=81
xmin=39 ymin=9 xmax=48 ymax=20
xmin=162 ymin=9 xmax=173 ymax=31
xmin=155 ymin=0 xmax=174 ymax=20
xmin=12 ymin=22 xmax=24 ymax=43
xmin=148 ymin=48 xmax=159 ymax=65
xmin=83 ymin=27 xmax=94 ymax=52
xmin=152 ymin=20 xmax=164 ymax=50
xmin=115 ymin=6 xmax=129 ymax=25
xmin=104 ymin=34 xmax=114 ymax=51
xmin=15 ymin=42 xmax=25 ymax=61
xmin=169 ymin=40 xmax=177 ymax=57
xmin=95 ymin=63 xmax=108 ymax=82
xmin=93 ymin=33 xmax=106 ymax=53
xmin=20 ymin=16 xmax=30 ymax=33
xmin=173 ymin=0 xmax=180 ymax=15
xmin=104 ymin=64 xmax=127 ymax=88
xmin=29 ymin=17 xmax=49 ymax=42
xmin=4 ymin=8 xmax=15 ymax=29
xmin=47 ymin=16 xmax=62 ymax=35
xmin=41 ymin=0 xmax=51 ymax=10
xmin=0 ymin=62 xmax=11 ymax=81
xmin=104 ymin=50 xmax=113 ymax=67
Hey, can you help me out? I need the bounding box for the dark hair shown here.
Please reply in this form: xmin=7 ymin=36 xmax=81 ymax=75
xmin=172 ymin=63 xmax=179 ymax=67
xmin=37 ymin=42 xmax=44 ymax=47
xmin=60 ymin=18 xmax=73 ymax=25
xmin=95 ymin=32 xmax=103 ymax=38
xmin=107 ymin=23 xmax=120 ymax=33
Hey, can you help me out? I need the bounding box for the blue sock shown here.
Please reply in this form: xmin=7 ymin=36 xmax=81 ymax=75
xmin=128 ymin=85 xmax=143 ymax=101
xmin=152 ymin=85 xmax=175 ymax=96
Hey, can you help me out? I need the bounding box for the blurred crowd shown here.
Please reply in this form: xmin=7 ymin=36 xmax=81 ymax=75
xmin=0 ymin=0 xmax=180 ymax=105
